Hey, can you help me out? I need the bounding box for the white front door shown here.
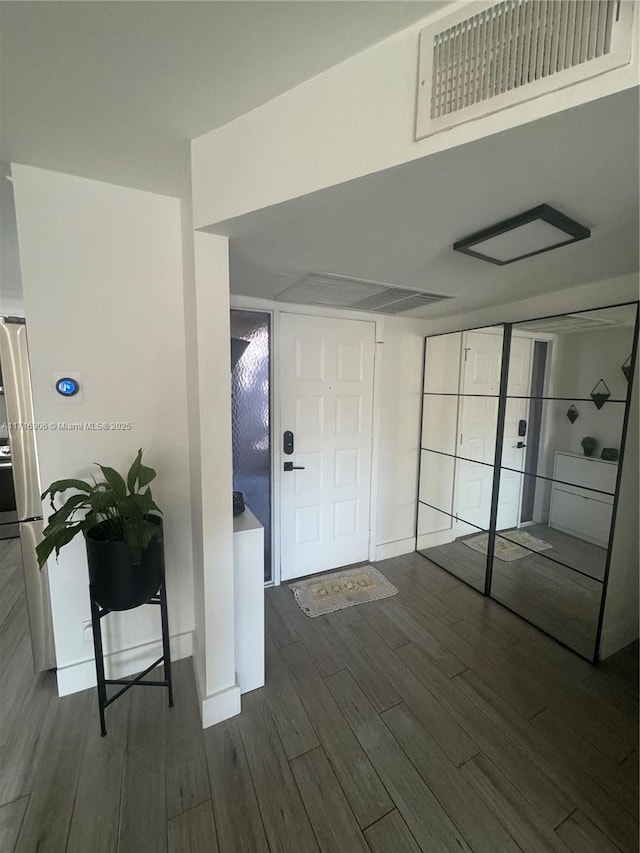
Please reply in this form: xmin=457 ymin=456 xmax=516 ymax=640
xmin=455 ymin=332 xmax=532 ymax=534
xmin=279 ymin=313 xmax=375 ymax=581
xmin=498 ymin=335 xmax=533 ymax=530
xmin=455 ymin=331 xmax=502 ymax=534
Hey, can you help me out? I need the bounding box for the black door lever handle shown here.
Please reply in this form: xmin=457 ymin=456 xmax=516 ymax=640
xmin=284 ymin=461 xmax=305 ymax=471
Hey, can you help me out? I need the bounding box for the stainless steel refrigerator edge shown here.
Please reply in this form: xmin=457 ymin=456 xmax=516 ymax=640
xmin=0 ymin=316 xmax=56 ymax=671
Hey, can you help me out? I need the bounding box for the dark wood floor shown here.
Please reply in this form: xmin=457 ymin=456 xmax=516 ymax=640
xmin=1 ymin=542 xmax=638 ymax=852
xmin=423 ymin=524 xmax=606 ymax=657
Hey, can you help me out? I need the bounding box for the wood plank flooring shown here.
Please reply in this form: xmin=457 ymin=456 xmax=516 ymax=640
xmin=422 ymin=523 xmax=606 ymax=657
xmin=1 ymin=542 xmax=638 ymax=852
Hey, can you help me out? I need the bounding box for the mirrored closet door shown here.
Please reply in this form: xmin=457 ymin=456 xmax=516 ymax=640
xmin=416 ymin=302 xmax=638 ymax=661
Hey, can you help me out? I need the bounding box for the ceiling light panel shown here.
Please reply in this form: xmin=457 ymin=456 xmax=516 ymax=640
xmin=453 ymin=204 xmax=591 ymax=266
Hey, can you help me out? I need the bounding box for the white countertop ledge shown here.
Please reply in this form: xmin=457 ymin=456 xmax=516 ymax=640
xmin=233 ymin=508 xmax=263 ymax=534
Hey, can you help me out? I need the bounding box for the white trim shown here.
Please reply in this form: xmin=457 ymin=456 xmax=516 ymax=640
xmin=375 ymin=536 xmax=416 ymax=561
xmin=599 ymin=616 xmax=640 ymax=661
xmin=417 ymin=530 xmax=456 ymax=551
xmin=271 ymin=306 xmax=282 ymax=585
xmin=191 ymin=632 xmax=241 ymax=727
xmin=369 ymin=316 xmax=385 ymax=562
xmin=230 ymin=293 xmax=383 ymax=586
xmin=199 ymin=684 xmax=242 ymax=728
xmin=56 ymin=630 xmax=193 ymax=697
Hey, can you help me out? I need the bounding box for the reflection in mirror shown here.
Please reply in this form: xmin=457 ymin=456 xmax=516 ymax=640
xmin=423 ymin=331 xmax=463 ymax=395
xmin=419 ymin=326 xmax=505 ymax=593
xmin=418 ymin=449 xmax=456 ymax=523
xmin=416 ymin=303 xmax=637 ymax=660
xmin=417 ymin=503 xmax=487 ymax=592
xmin=491 ymin=302 xmax=637 ymax=657
xmin=421 ymin=394 xmax=458 ymax=456
xmin=496 ymin=466 xmax=611 ymax=582
xmin=495 ymin=398 xmax=626 ymax=480
xmin=418 ymin=450 xmax=496 ymax=532
xmin=423 ymin=326 xmax=504 ymax=396
xmin=490 ymin=540 xmax=602 ymax=659
xmin=418 ymin=449 xmax=498 ymax=593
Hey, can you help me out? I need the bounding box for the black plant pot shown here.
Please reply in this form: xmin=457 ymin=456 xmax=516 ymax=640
xmin=85 ymin=515 xmax=164 ymax=611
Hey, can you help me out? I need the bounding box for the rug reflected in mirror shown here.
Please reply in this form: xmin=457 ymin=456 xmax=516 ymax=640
xmin=463 ymin=530 xmax=553 ymax=562
xmin=289 ymin=565 xmax=397 ymax=618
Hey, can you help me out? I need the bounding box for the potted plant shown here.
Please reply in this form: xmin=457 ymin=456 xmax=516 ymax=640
xmin=581 ymin=436 xmax=597 ymax=457
xmin=36 ymin=449 xmax=164 ymax=611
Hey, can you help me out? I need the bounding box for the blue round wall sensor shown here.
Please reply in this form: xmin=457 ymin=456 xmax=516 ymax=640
xmin=56 ymin=377 xmax=79 ymax=397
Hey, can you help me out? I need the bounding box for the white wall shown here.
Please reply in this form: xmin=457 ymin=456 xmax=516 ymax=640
xmin=548 ymin=326 xmax=632 ymax=457
xmin=189 ymin=231 xmax=239 ymax=726
xmin=374 ymin=316 xmax=426 ymax=560
xmin=601 ymin=348 xmax=639 ymax=659
xmin=0 ymin=163 xmax=25 ymax=317
xmin=192 ymin=5 xmax=638 ymax=228
xmin=12 ymin=165 xmax=194 ymax=694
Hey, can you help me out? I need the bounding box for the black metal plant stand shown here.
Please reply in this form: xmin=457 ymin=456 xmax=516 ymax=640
xmin=89 ymin=578 xmax=174 ymax=736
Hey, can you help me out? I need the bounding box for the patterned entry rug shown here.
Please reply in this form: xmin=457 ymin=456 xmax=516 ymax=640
xmin=289 ymin=565 xmax=398 ymax=618
xmin=463 ymin=530 xmax=553 ymax=562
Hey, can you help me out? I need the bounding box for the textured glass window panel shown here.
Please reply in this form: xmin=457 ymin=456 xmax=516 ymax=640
xmin=231 ymin=310 xmax=271 ymax=582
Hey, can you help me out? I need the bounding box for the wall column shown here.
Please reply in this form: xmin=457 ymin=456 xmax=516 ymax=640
xmin=183 ymin=222 xmax=238 ymax=725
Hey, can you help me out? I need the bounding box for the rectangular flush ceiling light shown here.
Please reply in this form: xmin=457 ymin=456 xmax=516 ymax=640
xmin=453 ymin=204 xmax=591 ymax=266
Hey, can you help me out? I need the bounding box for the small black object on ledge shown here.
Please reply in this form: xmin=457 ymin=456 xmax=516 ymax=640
xmin=233 ymin=491 xmax=245 ymax=516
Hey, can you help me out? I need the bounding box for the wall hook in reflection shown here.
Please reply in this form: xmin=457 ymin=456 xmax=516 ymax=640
xmin=566 ymin=405 xmax=579 ymax=424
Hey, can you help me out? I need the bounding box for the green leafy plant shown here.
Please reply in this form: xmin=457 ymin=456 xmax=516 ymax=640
xmin=36 ymin=449 xmax=162 ymax=568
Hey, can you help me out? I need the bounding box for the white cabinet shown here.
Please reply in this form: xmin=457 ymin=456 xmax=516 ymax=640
xmin=549 ymin=452 xmax=617 ymax=548
xmin=233 ymin=509 xmax=265 ymax=694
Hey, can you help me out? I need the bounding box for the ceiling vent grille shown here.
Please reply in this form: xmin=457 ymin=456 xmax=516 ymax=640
xmin=275 ymin=273 xmax=451 ymax=315
xmin=517 ymin=313 xmax=617 ymax=333
xmin=416 ymin=0 xmax=634 ymax=139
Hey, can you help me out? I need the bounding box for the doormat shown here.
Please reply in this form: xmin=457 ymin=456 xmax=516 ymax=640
xmin=463 ymin=530 xmax=553 ymax=562
xmin=289 ymin=566 xmax=397 ymax=618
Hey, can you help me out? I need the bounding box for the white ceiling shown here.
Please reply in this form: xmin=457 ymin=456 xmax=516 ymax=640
xmin=0 ymin=1 xmax=443 ymax=196
xmin=216 ymin=87 xmax=639 ymax=317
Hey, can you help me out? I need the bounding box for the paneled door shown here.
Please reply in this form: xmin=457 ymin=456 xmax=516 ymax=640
xmin=455 ymin=332 xmax=532 ymax=534
xmin=279 ymin=313 xmax=375 ymax=581
xmin=455 ymin=331 xmax=503 ymax=534
xmin=498 ymin=335 xmax=533 ymax=530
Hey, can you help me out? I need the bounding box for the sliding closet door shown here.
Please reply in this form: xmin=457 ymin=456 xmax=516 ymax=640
xmin=417 ymin=326 xmax=505 ymax=592
xmin=492 ymin=304 xmax=638 ymax=659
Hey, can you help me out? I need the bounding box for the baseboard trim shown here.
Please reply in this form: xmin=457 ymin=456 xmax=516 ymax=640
xmin=56 ymin=630 xmax=193 ymax=697
xmin=416 ymin=530 xmax=456 ymax=551
xmin=375 ymin=537 xmax=416 ymax=561
xmin=200 ymin=683 xmax=242 ymax=728
xmin=191 ymin=633 xmax=241 ymax=728
xmin=599 ymin=621 xmax=640 ymax=660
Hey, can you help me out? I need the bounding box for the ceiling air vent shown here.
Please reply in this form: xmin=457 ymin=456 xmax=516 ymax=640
xmin=275 ymin=273 xmax=451 ymax=315
xmin=517 ymin=313 xmax=617 ymax=334
xmin=416 ymin=0 xmax=634 ymax=140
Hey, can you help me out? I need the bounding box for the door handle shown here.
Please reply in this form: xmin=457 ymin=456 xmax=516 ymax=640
xmin=283 ymin=461 xmax=305 ymax=472
xmin=513 ymin=441 xmax=526 ymax=449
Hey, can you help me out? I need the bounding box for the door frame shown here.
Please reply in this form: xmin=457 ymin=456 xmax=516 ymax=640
xmin=231 ymin=294 xmax=384 ymax=587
